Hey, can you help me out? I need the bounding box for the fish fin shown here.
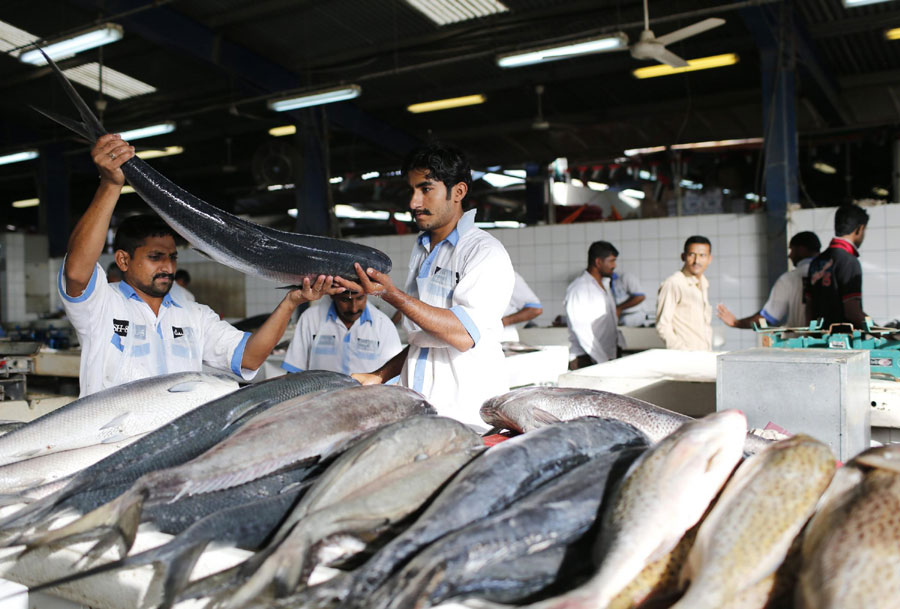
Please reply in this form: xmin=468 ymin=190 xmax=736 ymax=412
xmin=37 ymin=50 xmax=107 ymax=141
xmin=10 ymin=447 xmax=44 ymax=460
xmin=168 ymin=380 xmax=206 ymax=393
xmin=99 ymin=412 xmax=130 ymax=431
xmin=100 ymin=433 xmax=131 ymax=444
xmin=222 ymin=398 xmax=277 ymax=431
xmin=192 ymin=248 xmax=214 ymax=261
xmin=0 ymin=493 xmax=34 ymax=507
xmin=276 ymin=285 xmax=303 ymax=291
xmin=532 ymin=408 xmax=562 ymax=426
xmin=154 ymin=542 xmax=209 ymax=609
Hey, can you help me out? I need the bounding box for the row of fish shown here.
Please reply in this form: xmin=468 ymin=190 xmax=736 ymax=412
xmin=0 ymin=372 xmax=895 ymax=609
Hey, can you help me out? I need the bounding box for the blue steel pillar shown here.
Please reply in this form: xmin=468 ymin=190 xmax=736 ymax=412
xmin=37 ymin=143 xmax=70 ymax=258
xmin=293 ymin=111 xmax=330 ymax=237
xmin=524 ymin=162 xmax=545 ymax=225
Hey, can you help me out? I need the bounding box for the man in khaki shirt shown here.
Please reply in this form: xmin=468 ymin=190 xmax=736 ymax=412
xmin=656 ymin=236 xmax=713 ymax=350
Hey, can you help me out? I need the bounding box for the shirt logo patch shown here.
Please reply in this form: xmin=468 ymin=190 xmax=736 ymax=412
xmin=172 ymin=327 xmax=185 ymax=339
xmin=357 ymin=338 xmax=378 ymax=352
xmin=113 ymin=319 xmax=129 ymax=337
xmin=134 ymin=325 xmax=147 ymax=340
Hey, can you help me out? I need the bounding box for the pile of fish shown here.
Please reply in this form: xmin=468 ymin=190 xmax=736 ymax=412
xmin=0 ymin=378 xmax=897 ymax=609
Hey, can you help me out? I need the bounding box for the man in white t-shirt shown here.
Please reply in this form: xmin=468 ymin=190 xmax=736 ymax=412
xmin=717 ymin=231 xmax=821 ymax=329
xmin=565 ymin=241 xmax=620 ymax=369
xmin=337 ymin=142 xmax=514 ymax=426
xmin=60 ymin=134 xmax=341 ymax=396
xmin=501 ymin=272 xmax=543 ymax=341
xmin=282 ymin=291 xmax=401 ymax=376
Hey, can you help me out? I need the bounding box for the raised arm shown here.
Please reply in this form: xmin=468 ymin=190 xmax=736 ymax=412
xmin=64 ymin=135 xmax=135 ymax=296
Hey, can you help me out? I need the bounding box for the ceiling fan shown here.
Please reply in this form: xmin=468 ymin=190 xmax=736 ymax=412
xmin=629 ymin=0 xmax=725 ymax=68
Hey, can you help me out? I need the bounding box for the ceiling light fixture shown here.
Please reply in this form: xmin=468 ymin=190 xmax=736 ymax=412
xmin=497 ymin=33 xmax=629 ymax=68
xmin=845 ymin=0 xmax=894 ymax=7
xmin=632 ymin=53 xmax=739 ymax=79
xmin=873 ymin=186 xmax=889 ymax=197
xmin=118 ymin=122 xmax=176 ymax=141
xmin=0 ymin=20 xmax=39 ymax=55
xmin=813 ymin=161 xmax=837 ymax=175
xmin=0 ymin=150 xmax=38 ymax=166
xmin=886 ymin=27 xmax=900 ymax=40
xmin=587 ymin=181 xmax=609 ymax=191
xmin=407 ymin=94 xmax=486 ymax=113
xmin=362 ymin=171 xmax=380 ymax=180
xmin=482 ymin=173 xmax=525 ymax=188
xmin=624 ymin=145 xmax=667 ymax=157
xmin=136 ymin=146 xmax=183 ymax=160
xmin=18 ymin=23 xmax=122 ymax=65
xmin=403 ymin=0 xmax=508 ymax=26
xmin=269 ymin=125 xmax=297 ymax=137
xmin=64 ymin=62 xmax=156 ymax=99
xmin=12 ymin=198 xmax=39 ymax=209
xmin=672 ymin=137 xmax=762 ymax=150
xmin=268 ymin=85 xmax=362 ymax=112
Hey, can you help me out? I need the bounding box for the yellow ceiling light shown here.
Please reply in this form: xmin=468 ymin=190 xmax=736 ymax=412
xmin=136 ymin=146 xmax=184 ymax=160
xmin=408 ymin=94 xmax=486 ymax=114
xmin=121 ymin=185 xmax=136 ymax=194
xmin=12 ymin=198 xmax=39 ymax=208
xmin=633 ymin=53 xmax=739 ymax=79
xmin=886 ymin=27 xmax=900 ymax=40
xmin=269 ymin=125 xmax=297 ymax=137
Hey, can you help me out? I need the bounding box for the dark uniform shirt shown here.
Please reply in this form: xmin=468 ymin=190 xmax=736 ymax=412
xmin=805 ymin=238 xmax=863 ymax=328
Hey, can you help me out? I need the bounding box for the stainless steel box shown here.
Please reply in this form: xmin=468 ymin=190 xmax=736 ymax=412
xmin=716 ymin=348 xmax=870 ymax=461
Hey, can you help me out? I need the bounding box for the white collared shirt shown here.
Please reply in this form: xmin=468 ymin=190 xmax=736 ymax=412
xmin=59 ymin=262 xmax=254 ymax=397
xmin=502 ymin=271 xmax=542 ymax=341
xmin=565 ymin=271 xmax=619 ymax=364
xmin=760 ymin=257 xmax=813 ymax=328
xmin=608 ymin=271 xmax=649 ymax=327
xmin=400 ymin=209 xmax=514 ymax=426
xmin=282 ymin=300 xmax=401 ymax=375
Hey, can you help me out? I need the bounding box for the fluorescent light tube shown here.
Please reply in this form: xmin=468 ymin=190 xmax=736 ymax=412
xmin=268 ymin=85 xmax=361 ymax=112
xmin=886 ymin=27 xmax=900 ymax=40
xmin=362 ymin=171 xmax=380 ymax=180
xmin=269 ymin=125 xmax=297 ymax=137
xmin=12 ymin=198 xmax=39 ymax=208
xmin=813 ymin=161 xmax=837 ymax=175
xmin=19 ymin=23 xmax=123 ymax=65
xmin=672 ymin=137 xmax=762 ymax=150
xmin=498 ymin=33 xmax=628 ymax=68
xmin=136 ymin=146 xmax=183 ymax=160
xmin=587 ymin=181 xmax=609 ymax=191
xmin=0 ymin=150 xmax=38 ymax=166
xmin=633 ymin=53 xmax=739 ymax=79
xmin=404 ymin=0 xmax=508 ymax=26
xmin=408 ymin=94 xmax=486 ymax=113
xmin=118 ymin=122 xmax=175 ymax=141
xmin=482 ymin=173 xmax=524 ymax=188
xmin=625 ymin=145 xmax=667 ymax=156
xmin=845 ymin=0 xmax=894 ymax=6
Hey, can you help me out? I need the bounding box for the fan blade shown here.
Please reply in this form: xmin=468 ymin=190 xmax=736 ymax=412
xmin=656 ymin=17 xmax=725 ymax=45
xmin=656 ymin=48 xmax=689 ymax=68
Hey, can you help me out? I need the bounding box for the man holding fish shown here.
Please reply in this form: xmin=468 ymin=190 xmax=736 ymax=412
xmin=339 ymin=143 xmax=515 ymax=427
xmin=59 ymin=134 xmax=343 ymax=397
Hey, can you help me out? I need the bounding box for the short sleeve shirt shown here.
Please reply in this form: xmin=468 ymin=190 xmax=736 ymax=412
xmin=503 ymin=272 xmax=542 ymax=317
xmin=59 ymin=261 xmax=254 ymax=397
xmin=609 ymin=271 xmax=648 ymax=327
xmin=565 ymin=271 xmax=618 ymax=364
xmin=807 ymin=238 xmax=863 ymax=327
xmin=760 ymin=258 xmax=812 ymax=328
xmin=282 ymin=301 xmax=402 ymax=375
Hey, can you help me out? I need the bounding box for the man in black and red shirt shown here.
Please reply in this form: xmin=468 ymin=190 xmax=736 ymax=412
xmin=806 ymin=204 xmax=870 ymax=329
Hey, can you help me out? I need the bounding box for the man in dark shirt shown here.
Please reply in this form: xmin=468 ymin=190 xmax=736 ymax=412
xmin=806 ymin=204 xmax=869 ymax=329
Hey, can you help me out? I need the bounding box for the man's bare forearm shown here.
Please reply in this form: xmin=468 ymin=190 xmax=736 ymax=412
xmin=65 ymin=181 xmax=121 ymax=295
xmin=372 ymin=346 xmax=409 ymax=382
xmin=384 ymin=290 xmax=474 ymax=352
xmin=502 ymin=307 xmax=542 ymax=327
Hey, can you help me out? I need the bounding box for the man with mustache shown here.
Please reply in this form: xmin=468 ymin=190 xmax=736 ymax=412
xmin=338 ymin=142 xmax=514 ymax=426
xmin=656 ymin=235 xmax=714 ymax=350
xmin=59 ymin=134 xmax=341 ymax=396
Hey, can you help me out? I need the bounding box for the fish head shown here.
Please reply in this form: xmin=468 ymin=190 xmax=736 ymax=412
xmin=852 ymin=443 xmax=900 ymax=474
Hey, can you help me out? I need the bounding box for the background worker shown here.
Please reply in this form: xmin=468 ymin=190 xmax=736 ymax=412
xmin=171 ymin=269 xmax=196 ymax=303
xmin=806 ymin=204 xmax=870 ymax=329
xmin=338 ymin=142 xmax=514 ymax=426
xmin=717 ymin=231 xmax=821 ymax=329
xmin=282 ymin=290 xmax=401 ymax=376
xmin=501 ymin=271 xmax=543 ymax=341
xmin=60 ymin=134 xmax=341 ymax=396
xmin=609 ymin=269 xmax=649 ymax=327
xmin=656 ymin=236 xmax=713 ymax=350
xmin=565 ymin=241 xmax=619 ymax=369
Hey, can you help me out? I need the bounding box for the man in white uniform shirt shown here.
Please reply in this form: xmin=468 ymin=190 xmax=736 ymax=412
xmin=501 ymin=272 xmax=543 ymax=341
xmin=282 ymin=291 xmax=401 ymax=375
xmin=608 ymin=270 xmax=649 ymax=326
xmin=716 ymin=231 xmax=821 ymax=329
xmin=60 ymin=134 xmax=341 ymax=396
xmin=339 ymin=142 xmax=514 ymax=426
xmin=565 ymin=241 xmax=620 ymax=369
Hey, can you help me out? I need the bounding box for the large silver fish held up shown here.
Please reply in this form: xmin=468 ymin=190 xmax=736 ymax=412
xmin=35 ymin=51 xmax=392 ymax=285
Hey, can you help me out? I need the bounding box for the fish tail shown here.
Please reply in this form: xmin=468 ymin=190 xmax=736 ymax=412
xmin=35 ymin=50 xmax=107 ymax=141
xmin=21 ymin=486 xmax=146 ymax=558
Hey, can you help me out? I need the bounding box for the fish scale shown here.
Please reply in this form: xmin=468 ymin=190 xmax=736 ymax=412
xmin=797 ymin=444 xmax=900 ymax=609
xmin=672 ymin=434 xmax=836 ymax=609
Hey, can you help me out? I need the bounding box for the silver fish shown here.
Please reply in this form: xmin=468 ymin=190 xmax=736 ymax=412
xmin=36 ymin=51 xmax=391 ymax=284
xmin=0 ymin=372 xmax=237 ymax=467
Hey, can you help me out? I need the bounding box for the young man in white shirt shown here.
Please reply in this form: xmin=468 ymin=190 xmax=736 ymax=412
xmin=282 ymin=291 xmax=401 ymax=376
xmin=565 ymin=241 xmax=620 ymax=369
xmin=60 ymin=134 xmax=340 ymax=396
xmin=338 ymin=142 xmax=514 ymax=426
xmin=717 ymin=231 xmax=821 ymax=329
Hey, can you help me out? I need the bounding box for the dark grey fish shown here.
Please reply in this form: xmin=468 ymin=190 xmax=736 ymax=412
xmin=19 ymin=385 xmax=435 ymax=556
xmin=35 ymin=51 xmax=391 ymax=284
xmin=329 ymin=418 xmax=649 ymax=608
xmin=367 ymin=446 xmax=646 ymax=609
xmin=0 ymin=371 xmax=358 ymax=535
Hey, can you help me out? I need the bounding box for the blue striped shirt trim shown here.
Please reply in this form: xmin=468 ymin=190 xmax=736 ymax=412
xmin=523 ymin=302 xmax=542 ymax=308
xmin=760 ymin=308 xmax=781 ymax=325
xmin=282 ymin=361 xmax=303 ymax=373
xmin=413 ymin=347 xmax=430 ymax=393
xmin=450 ymin=306 xmax=480 ymax=345
xmin=59 ymin=264 xmax=99 ymax=303
xmin=230 ymin=332 xmax=251 ymax=376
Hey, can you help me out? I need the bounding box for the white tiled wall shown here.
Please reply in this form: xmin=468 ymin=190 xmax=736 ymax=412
xmin=789 ymin=204 xmax=900 ymax=325
xmin=0 ymin=233 xmax=28 ymax=323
